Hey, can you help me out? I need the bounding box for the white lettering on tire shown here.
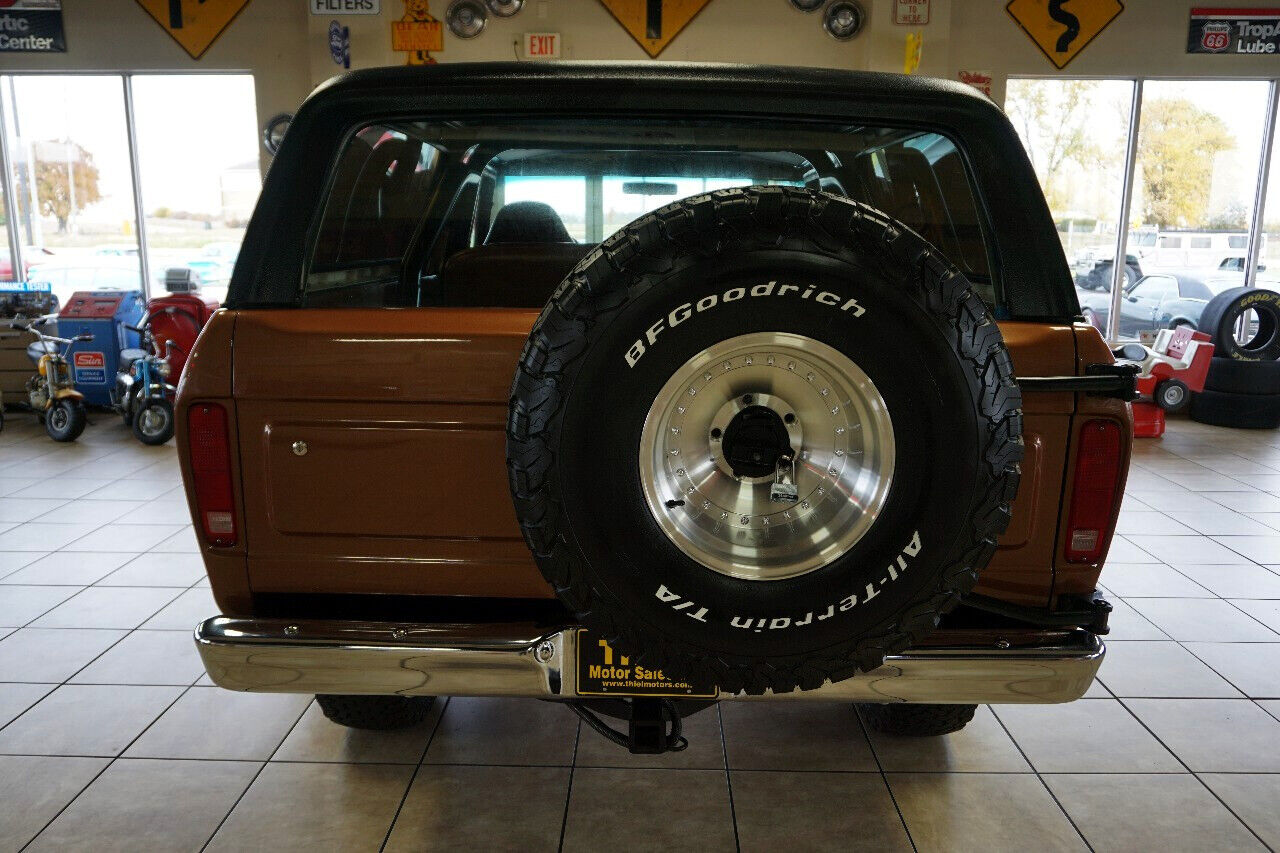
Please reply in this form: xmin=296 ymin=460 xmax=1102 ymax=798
xmin=625 ymin=281 xmax=865 ymax=367
xmin=651 ymin=530 xmax=922 ymax=631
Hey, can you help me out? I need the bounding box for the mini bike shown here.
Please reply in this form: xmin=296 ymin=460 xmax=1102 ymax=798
xmin=112 ymin=309 xmax=193 ymax=445
xmin=11 ymin=315 xmax=93 ymax=442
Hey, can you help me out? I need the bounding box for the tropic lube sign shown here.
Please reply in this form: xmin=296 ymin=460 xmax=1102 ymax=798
xmin=1188 ymin=7 xmax=1280 ymax=54
xmin=0 ymin=1 xmax=66 ymax=53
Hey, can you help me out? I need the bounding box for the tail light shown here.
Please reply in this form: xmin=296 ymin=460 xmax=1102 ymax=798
xmin=1064 ymin=419 xmax=1123 ymax=563
xmin=188 ymin=403 xmax=237 ymax=547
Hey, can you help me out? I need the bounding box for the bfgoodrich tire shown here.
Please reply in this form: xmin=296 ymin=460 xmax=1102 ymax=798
xmin=508 ymin=187 xmax=1024 ymax=695
xmin=315 ymin=695 xmax=436 ymax=730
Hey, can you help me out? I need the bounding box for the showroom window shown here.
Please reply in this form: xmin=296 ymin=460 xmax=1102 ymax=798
xmin=1008 ymin=76 xmax=1279 ymax=343
xmin=0 ymin=73 xmax=261 ymax=306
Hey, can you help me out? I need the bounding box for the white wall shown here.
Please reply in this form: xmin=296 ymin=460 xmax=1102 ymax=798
xmin=0 ymin=0 xmax=1275 ymax=175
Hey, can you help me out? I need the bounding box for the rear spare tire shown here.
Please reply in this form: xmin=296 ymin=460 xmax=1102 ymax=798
xmin=508 ymin=187 xmax=1023 ymax=695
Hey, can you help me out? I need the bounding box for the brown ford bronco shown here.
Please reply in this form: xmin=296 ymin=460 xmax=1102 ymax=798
xmin=180 ymin=63 xmax=1133 ymax=751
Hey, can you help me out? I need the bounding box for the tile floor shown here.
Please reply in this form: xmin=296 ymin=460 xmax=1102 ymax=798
xmin=0 ymin=413 xmax=1279 ymax=851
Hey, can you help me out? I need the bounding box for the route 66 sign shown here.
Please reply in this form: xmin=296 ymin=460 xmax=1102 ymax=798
xmin=1200 ymin=20 xmax=1231 ymax=51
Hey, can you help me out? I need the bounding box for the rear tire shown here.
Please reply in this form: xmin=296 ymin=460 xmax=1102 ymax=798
xmin=859 ymin=703 xmax=977 ymax=737
xmin=315 ymin=695 xmax=436 ymax=730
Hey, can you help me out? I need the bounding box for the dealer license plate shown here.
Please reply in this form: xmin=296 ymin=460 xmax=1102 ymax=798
xmin=575 ymin=629 xmax=717 ymax=698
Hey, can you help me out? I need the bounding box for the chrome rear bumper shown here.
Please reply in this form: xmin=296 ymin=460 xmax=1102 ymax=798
xmin=195 ymin=617 xmax=1104 ymax=704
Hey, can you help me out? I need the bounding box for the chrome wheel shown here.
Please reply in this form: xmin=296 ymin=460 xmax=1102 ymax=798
xmin=138 ymin=406 xmax=168 ymax=437
xmin=48 ymin=406 xmax=68 ymax=431
xmin=639 ymin=332 xmax=894 ymax=581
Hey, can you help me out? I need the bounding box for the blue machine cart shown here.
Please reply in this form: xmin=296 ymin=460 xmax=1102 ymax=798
xmin=56 ymin=290 xmax=145 ymax=406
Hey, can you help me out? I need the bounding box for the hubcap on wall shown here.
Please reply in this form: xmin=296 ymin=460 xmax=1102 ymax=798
xmin=638 ymin=332 xmax=894 ymax=581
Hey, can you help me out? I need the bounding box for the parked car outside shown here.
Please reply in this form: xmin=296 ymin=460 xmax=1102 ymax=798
xmin=26 ymin=257 xmax=145 ymax=306
xmin=1074 ymin=253 xmax=1142 ymax=291
xmin=1079 ymin=269 xmax=1276 ymax=337
xmin=182 ymin=241 xmax=240 ymax=289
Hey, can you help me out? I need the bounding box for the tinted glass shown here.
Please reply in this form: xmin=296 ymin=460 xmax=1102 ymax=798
xmin=307 ymin=116 xmax=995 ymax=311
xmin=308 ymin=124 xmax=441 ymax=301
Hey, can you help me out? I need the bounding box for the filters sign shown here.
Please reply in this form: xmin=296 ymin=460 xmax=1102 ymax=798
xmin=1188 ymin=7 xmax=1280 ymax=54
xmin=0 ymin=1 xmax=65 ymax=53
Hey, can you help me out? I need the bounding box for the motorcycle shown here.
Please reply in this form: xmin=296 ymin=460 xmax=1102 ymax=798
xmin=11 ymin=314 xmax=92 ymax=442
xmin=112 ymin=309 xmax=192 ymax=445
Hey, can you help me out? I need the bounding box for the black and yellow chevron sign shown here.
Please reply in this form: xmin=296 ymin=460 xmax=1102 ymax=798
xmin=598 ymin=0 xmax=717 ymax=58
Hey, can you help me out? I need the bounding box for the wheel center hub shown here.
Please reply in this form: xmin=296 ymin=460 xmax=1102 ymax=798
xmin=720 ymin=402 xmax=792 ymax=479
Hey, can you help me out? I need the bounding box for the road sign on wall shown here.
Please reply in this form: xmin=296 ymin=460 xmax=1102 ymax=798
xmin=1187 ymin=7 xmax=1280 ymax=54
xmin=1006 ymin=0 xmax=1124 ymax=69
xmin=134 ymin=0 xmax=252 ymax=60
xmin=598 ymin=0 xmax=716 ymax=58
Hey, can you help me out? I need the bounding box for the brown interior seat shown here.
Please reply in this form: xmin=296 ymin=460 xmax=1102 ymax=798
xmin=439 ymin=243 xmax=592 ymax=308
xmin=438 ymin=201 xmax=589 ymax=308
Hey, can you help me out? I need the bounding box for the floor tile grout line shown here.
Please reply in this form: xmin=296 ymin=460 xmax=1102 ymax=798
xmin=0 ymin=585 xmax=196 ymax=739
xmin=987 ymin=704 xmax=1095 ymax=852
xmin=715 ymin=705 xmax=742 ymax=853
xmin=1173 ymin=634 xmax=1273 ymax=700
xmin=1109 ymin=695 xmax=1272 ymax=850
xmin=16 ymin=681 xmax=198 ymax=852
xmin=197 ymin=694 xmax=315 ymax=852
xmin=1121 ymin=594 xmax=1280 ymax=643
xmin=852 ymin=705 xmax=917 ymax=853
xmin=379 ymin=695 xmax=452 ymax=852
xmin=557 ymin=713 xmax=583 ymax=853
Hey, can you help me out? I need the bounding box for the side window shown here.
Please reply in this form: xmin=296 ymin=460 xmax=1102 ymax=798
xmin=1133 ymin=276 xmax=1176 ymax=300
xmin=1228 ymin=235 xmax=1248 ymax=249
xmin=853 ymin=133 xmax=993 ymax=307
xmin=305 ymin=125 xmax=441 ymax=307
xmin=1190 ymin=237 xmax=1212 ymax=249
xmin=1160 ymin=236 xmax=1182 ymax=249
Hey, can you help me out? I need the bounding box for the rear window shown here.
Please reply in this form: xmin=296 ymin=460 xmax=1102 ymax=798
xmin=305 ymin=116 xmax=997 ymax=312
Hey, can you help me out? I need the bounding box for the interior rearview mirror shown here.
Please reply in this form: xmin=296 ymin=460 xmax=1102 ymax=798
xmin=622 ymin=181 xmax=679 ymax=196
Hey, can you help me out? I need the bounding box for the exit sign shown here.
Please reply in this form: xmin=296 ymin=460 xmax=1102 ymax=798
xmin=524 ymin=32 xmax=561 ymax=59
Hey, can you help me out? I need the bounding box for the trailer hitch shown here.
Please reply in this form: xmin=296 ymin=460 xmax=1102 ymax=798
xmin=569 ymin=698 xmax=689 ymax=754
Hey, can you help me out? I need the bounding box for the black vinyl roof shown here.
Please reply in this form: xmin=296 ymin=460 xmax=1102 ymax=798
xmin=233 ymin=62 xmax=1078 ymax=320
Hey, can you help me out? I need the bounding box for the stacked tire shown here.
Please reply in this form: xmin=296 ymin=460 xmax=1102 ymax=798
xmin=1189 ymin=287 xmax=1280 ymax=430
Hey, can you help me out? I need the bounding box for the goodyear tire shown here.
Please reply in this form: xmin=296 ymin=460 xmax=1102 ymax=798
xmin=1190 ymin=389 xmax=1280 ymax=430
xmin=1204 ymin=356 xmax=1280 ymax=396
xmin=1197 ymin=287 xmax=1280 ymax=362
xmin=507 ymin=188 xmax=1023 ymax=695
